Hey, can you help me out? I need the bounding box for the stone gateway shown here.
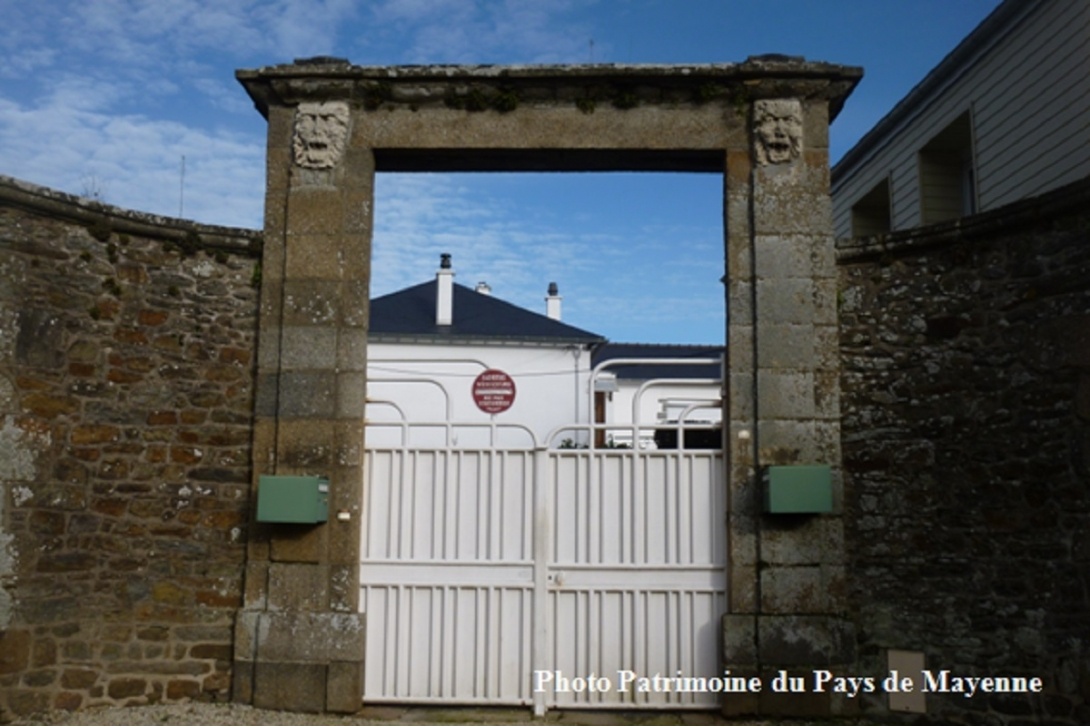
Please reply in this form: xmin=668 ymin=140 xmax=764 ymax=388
xmin=231 ymin=57 xmax=858 ymax=716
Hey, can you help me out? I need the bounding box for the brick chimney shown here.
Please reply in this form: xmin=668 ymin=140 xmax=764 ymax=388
xmin=436 ymin=253 xmax=454 ymax=326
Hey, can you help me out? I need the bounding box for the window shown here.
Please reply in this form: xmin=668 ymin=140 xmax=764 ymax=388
xmin=918 ymin=110 xmax=976 ymax=224
xmin=850 ymin=176 xmax=892 ymax=237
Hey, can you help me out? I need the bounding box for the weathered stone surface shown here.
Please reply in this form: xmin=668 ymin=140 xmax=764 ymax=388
xmin=326 ymin=660 xmax=364 ymax=713
xmin=0 ymin=630 xmax=31 ymax=675
xmin=0 ymin=177 xmax=258 ymax=716
xmin=839 ymin=181 xmax=1090 ymax=724
xmin=721 ymin=614 xmax=757 ymax=667
xmin=758 ymin=616 xmax=855 ymax=667
xmin=253 ymin=611 xmax=365 ymax=663
xmin=252 ymin=662 xmax=326 ymax=713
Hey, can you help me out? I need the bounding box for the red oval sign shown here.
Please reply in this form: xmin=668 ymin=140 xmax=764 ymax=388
xmin=472 ymin=369 xmax=516 ymax=414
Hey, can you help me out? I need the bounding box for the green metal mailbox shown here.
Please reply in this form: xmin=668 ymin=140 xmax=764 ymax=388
xmin=764 ymin=465 xmax=832 ymax=514
xmin=256 ymin=475 xmax=329 ymax=524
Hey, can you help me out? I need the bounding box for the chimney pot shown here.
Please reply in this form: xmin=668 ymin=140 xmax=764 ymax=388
xmin=545 ymin=282 xmax=562 ymax=321
xmin=436 ymin=254 xmax=454 ymax=325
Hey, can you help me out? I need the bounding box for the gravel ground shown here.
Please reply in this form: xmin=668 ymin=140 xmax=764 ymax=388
xmin=7 ymin=703 xmax=816 ymax=726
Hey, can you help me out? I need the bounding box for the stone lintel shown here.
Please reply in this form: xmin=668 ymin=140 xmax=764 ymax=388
xmin=237 ymin=61 xmax=861 ymax=168
xmin=238 ymin=59 xmax=860 ymax=105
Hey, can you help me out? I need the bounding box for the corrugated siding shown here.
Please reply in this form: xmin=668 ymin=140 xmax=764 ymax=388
xmin=833 ymin=0 xmax=1090 ymax=237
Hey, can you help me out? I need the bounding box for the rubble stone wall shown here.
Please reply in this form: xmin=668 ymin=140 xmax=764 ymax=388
xmin=838 ymin=178 xmax=1090 ymax=723
xmin=0 ymin=177 xmax=261 ymax=719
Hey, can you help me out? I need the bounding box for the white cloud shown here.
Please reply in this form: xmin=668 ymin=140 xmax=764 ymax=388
xmin=255 ymin=0 xmax=360 ymax=59
xmin=0 ymin=79 xmax=264 ymax=227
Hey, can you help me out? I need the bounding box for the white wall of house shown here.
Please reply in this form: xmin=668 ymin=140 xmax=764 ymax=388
xmin=366 ymin=340 xmax=595 ymax=449
xmin=599 ymin=380 xmax=722 ymax=449
xmin=832 ymin=0 xmax=1090 ymax=238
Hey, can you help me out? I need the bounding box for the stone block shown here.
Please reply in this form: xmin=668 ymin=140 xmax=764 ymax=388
xmin=721 ymin=614 xmax=758 ymax=666
xmin=327 ymin=499 xmax=361 ymax=570
xmin=727 ymin=325 xmax=753 ymax=370
xmin=339 ymin=280 xmax=370 ymax=327
xmin=757 ymin=323 xmax=816 ymax=369
xmin=329 ymin=564 xmax=358 ymax=612
xmin=754 ymin=235 xmax=819 ymax=280
xmin=756 ymin=278 xmax=816 ymax=326
xmin=752 ymin=188 xmax=833 ymax=237
xmin=815 ymin=370 xmax=837 ymax=420
xmin=257 ymin=279 xmax=283 ymax=323
xmin=340 ymin=187 xmax=373 ymax=233
xmin=280 ymin=326 xmax=337 ymax=371
xmin=275 ymin=419 xmax=335 ymax=469
xmin=802 ymin=101 xmax=830 ymax=149
xmin=757 ymin=615 xmax=855 ymax=667
xmin=757 ymin=372 xmax=815 ymax=420
xmin=823 ymin=564 xmax=848 ymax=612
xmin=231 ymin=660 xmax=255 ymax=704
xmin=253 ymin=661 xmax=326 ymax=713
xmin=726 ymin=278 xmax=753 ymax=322
xmin=190 ymin=643 xmax=232 ymax=661
xmin=267 ymin=562 xmax=329 ymax=612
xmin=107 ymin=677 xmax=147 ymax=699
xmin=730 ymin=565 xmax=757 ymax=613
xmin=335 ymin=372 xmax=367 ymax=419
xmin=727 ymin=519 xmax=757 ymax=565
xmin=811 ymin=278 xmax=839 ymax=325
xmin=167 ymin=679 xmax=202 ymax=700
xmin=336 ymin=328 xmax=368 ymax=372
xmin=726 ymin=148 xmax=752 ymax=187
xmin=282 ymin=279 xmax=340 ymax=327
xmin=333 ymin=421 xmax=364 ymax=469
xmin=285 ymin=233 xmax=344 ymax=281
xmin=254 ymin=611 xmax=366 ymax=663
xmin=760 ymin=565 xmax=823 ymax=613
xmin=60 ymin=668 xmax=97 ymax=689
xmin=202 ymin=669 xmax=231 ymax=696
xmin=269 ymin=523 xmax=324 ymax=565
xmin=326 ymin=660 xmax=364 ymax=713
xmin=53 ymin=691 xmax=83 ymax=711
xmin=760 ymin=520 xmax=826 ymax=565
xmin=6 ymin=690 xmax=50 ymax=717
xmin=337 ymin=233 xmax=372 ymax=281
xmin=253 ymin=375 xmax=280 ymax=418
xmin=758 ymin=420 xmax=819 ymax=464
xmin=276 ymin=372 xmax=336 ymax=418
xmin=285 ymin=188 xmax=344 ymax=236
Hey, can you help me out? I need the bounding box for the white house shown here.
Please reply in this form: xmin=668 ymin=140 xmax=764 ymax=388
xmin=366 ymin=255 xmax=605 ymax=448
xmin=590 ymin=342 xmax=724 ymax=450
xmin=831 ymin=0 xmax=1090 ymax=238
xmin=366 ymin=256 xmax=724 ymax=449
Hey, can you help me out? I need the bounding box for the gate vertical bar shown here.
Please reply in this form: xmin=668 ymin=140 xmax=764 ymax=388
xmin=532 ymin=446 xmax=549 ymax=716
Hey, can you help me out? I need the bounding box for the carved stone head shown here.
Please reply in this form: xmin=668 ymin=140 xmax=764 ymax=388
xmin=754 ymin=99 xmax=802 ymax=166
xmin=292 ymin=101 xmax=350 ymax=169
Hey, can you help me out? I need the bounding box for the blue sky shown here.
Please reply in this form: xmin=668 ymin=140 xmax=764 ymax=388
xmin=1 ymin=0 xmax=1003 ymax=344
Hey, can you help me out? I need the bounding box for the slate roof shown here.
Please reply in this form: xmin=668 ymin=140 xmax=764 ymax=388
xmin=369 ymin=280 xmax=604 ymax=345
xmin=592 ymin=342 xmax=724 ymax=380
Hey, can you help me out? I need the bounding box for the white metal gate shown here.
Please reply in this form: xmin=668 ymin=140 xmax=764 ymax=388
xmin=361 ymin=375 xmax=726 ymax=712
